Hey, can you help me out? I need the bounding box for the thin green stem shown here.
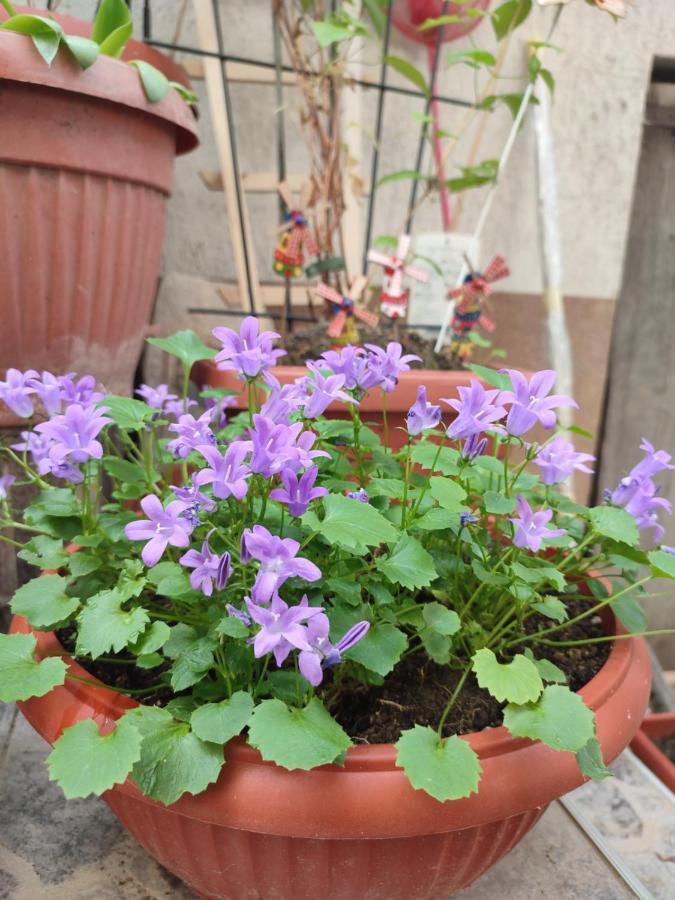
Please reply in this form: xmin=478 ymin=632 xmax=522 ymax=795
xmin=534 ymin=628 xmax=675 ymax=647
xmin=437 ymin=667 xmax=471 ymax=737
xmin=65 ymin=672 xmax=161 ymax=696
xmin=382 ymin=393 xmax=389 ymax=449
xmin=0 ymin=0 xmax=17 ymax=17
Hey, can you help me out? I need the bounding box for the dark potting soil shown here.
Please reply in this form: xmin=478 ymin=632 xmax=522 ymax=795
xmin=281 ymin=320 xmax=462 ymax=370
xmin=655 ymin=733 xmax=675 ymax=764
xmin=56 ymin=601 xmax=610 ymax=741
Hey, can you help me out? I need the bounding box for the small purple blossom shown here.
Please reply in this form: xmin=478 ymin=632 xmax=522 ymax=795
xmin=167 ymin=411 xmax=216 ymax=459
xmin=260 ymin=377 xmax=308 ymax=424
xmin=213 ymin=316 xmax=286 ymax=381
xmin=444 ymin=381 xmax=506 ymax=441
xmin=269 ymin=466 xmax=328 ymax=517
xmin=610 ymin=439 xmax=674 ymax=542
xmin=0 ymin=474 xmax=16 ymax=500
xmin=533 ymin=436 xmax=595 ymax=485
xmin=241 ymin=524 xmax=322 ymax=603
xmin=319 ymin=345 xmax=381 ymax=393
xmin=510 ymin=495 xmax=566 ymax=553
xmin=125 ymin=495 xmax=194 ymax=567
xmin=298 ymin=616 xmax=370 ymax=686
xmin=180 ymin=539 xmax=222 ymax=596
xmin=364 ymin=342 xmax=421 ymax=393
xmin=245 ymin=594 xmax=322 ymax=666
xmin=11 ymin=429 xmax=51 ymax=467
xmin=194 ymin=441 xmax=252 ymax=500
xmin=248 ymin=416 xmax=327 ymax=478
xmin=202 ymin=394 xmax=236 ymax=430
xmin=135 ymin=383 xmax=178 ymax=411
xmin=301 ymin=363 xmax=355 ymax=419
xmin=462 ymin=433 xmax=488 ymax=460
xmin=347 ymin=489 xmax=369 ymax=502
xmin=165 ymin=397 xmax=198 ymax=419
xmin=226 ymin=603 xmax=251 ymax=626
xmin=35 ymin=403 xmax=111 ymax=466
xmin=171 ymin=478 xmax=217 ymax=515
xmin=38 ymin=458 xmax=85 ymax=484
xmin=661 ymin=545 xmax=675 ymax=556
xmin=28 ymin=372 xmax=63 ymax=416
xmin=499 ymin=370 xmax=578 ymax=437
xmin=58 ymin=374 xmax=104 ymax=406
xmin=459 ymin=511 xmax=479 ymax=527
xmin=406 ymin=386 xmax=441 ymax=437
xmin=216 ymin=553 xmax=232 ymax=590
xmin=0 ymin=368 xmax=38 ymax=418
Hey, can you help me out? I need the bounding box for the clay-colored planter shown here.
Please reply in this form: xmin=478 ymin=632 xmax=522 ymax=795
xmin=192 ymin=360 xmax=491 ymax=451
xmin=630 ymin=712 xmax=675 ymax=792
xmin=0 ymin=29 xmax=198 ymax=397
xmin=11 ymin=613 xmax=650 ymax=900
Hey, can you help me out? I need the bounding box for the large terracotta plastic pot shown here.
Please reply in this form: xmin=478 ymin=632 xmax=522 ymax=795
xmin=191 ymin=360 xmax=497 ymax=451
xmin=0 ymin=30 xmax=198 ymax=397
xmin=630 ymin=712 xmax=675 ymax=792
xmin=11 ymin=613 xmax=650 ymax=900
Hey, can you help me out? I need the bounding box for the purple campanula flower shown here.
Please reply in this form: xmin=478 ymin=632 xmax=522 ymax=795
xmin=444 ymin=381 xmax=506 ymax=442
xmin=533 ymin=436 xmax=595 ymax=485
xmin=135 ymin=383 xmax=178 ymax=411
xmin=180 ymin=538 xmax=222 ymax=596
xmin=194 ymin=441 xmax=251 ymax=500
xmin=301 ymin=363 xmax=355 ymax=419
xmin=291 ymin=430 xmax=329 ymax=472
xmin=241 ymin=524 xmax=322 ymax=603
xmin=58 ymin=374 xmax=104 ymax=406
xmin=164 ymin=397 xmax=198 ymax=419
xmin=213 ymin=316 xmax=286 ymax=381
xmin=171 ymin=478 xmax=217 ymax=514
xmin=347 ymin=489 xmax=369 ymax=502
xmin=510 ymin=495 xmax=566 ymax=553
xmin=269 ymin=466 xmax=328 ymax=517
xmin=0 ymin=474 xmax=16 ymax=499
xmin=216 ymin=552 xmax=232 ymax=590
xmin=298 ymin=615 xmax=370 ymax=686
xmin=125 ymin=494 xmax=194 ymax=567
xmin=28 ymin=371 xmax=63 ymax=416
xmin=167 ymin=411 xmax=216 ymax=459
xmin=0 ymin=368 xmax=38 ymax=418
xmin=462 ymin=433 xmax=488 ymax=461
xmin=609 ymin=439 xmax=674 ymax=542
xmin=261 ymin=376 xmax=308 ymax=425
xmin=245 ymin=593 xmax=323 ymax=666
xmin=12 ymin=429 xmax=51 ymax=468
xmin=35 ymin=403 xmax=111 ymax=466
xmin=226 ymin=602 xmax=252 ymax=626
xmin=406 ymin=385 xmax=441 ymax=437
xmin=499 ymin=370 xmax=578 ymax=437
xmin=39 ymin=458 xmax=85 ymax=484
xmin=247 ymin=416 xmax=327 ymax=477
xmin=364 ymin=342 xmax=421 ymax=394
xmin=202 ymin=394 xmax=236 ymax=430
xmin=459 ymin=511 xmax=479 ymax=527
xmin=662 ymin=545 xmax=675 ymax=556
xmin=630 ymin=439 xmax=675 ymax=481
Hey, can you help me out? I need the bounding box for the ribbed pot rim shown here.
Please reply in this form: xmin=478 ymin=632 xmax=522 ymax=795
xmin=0 ymin=30 xmax=197 ymax=154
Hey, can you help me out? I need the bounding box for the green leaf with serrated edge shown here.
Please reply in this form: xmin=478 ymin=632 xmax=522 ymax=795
xmin=191 ymin=692 xmax=254 ymax=744
xmin=467 ymin=364 xmax=512 ymax=390
xmin=384 ymin=55 xmax=429 ymax=97
xmin=102 ymin=457 xmax=148 ymax=484
xmin=129 ymin=59 xmax=170 ymax=102
xmin=368 ymin=477 xmax=406 ymax=498
xmin=611 ymin=593 xmax=647 ymax=633
xmin=429 ymin=477 xmax=467 ymax=511
xmin=491 ymin=0 xmax=532 ymax=40
xmin=248 ymin=698 xmax=351 ymax=770
xmin=423 ymin=602 xmax=461 ymax=636
xmin=62 ymin=34 xmax=99 ymax=68
xmin=649 ymin=549 xmax=675 ymax=579
xmin=512 ymin=561 xmax=566 ymax=592
xmin=137 ymin=652 xmax=164 ymax=669
xmin=532 ymin=595 xmax=568 ymax=623
xmin=91 ymin=0 xmax=131 ymax=44
xmin=122 ymin=707 xmax=223 ymax=805
xmin=76 ymin=589 xmax=150 ymax=659
xmin=576 ymin=735 xmax=611 ymax=780
xmin=100 ymin=396 xmax=154 ymax=431
xmin=483 ymin=491 xmax=515 ymax=515
xmin=11 ymin=575 xmax=79 ymax=629
xmin=420 ymin=628 xmax=451 ymax=665
xmin=588 ymin=506 xmax=639 ymax=546
xmin=18 ymin=535 xmax=68 ymax=570
xmin=472 ymin=649 xmax=543 ymax=704
xmin=503 ymin=685 xmax=595 ymax=752
xmin=165 ymin=697 xmax=198 ymax=723
xmin=344 ymin=624 xmax=407 ymax=677
xmin=413 ymin=507 xmax=463 ymax=531
xmin=170 ymin=637 xmax=215 ymax=691
xmin=146 ymin=330 xmax=217 ymax=367
xmin=163 ymin=623 xmax=199 ymax=658
xmin=0 ymin=633 xmax=66 ymax=702
xmin=68 ymin=551 xmax=102 ymax=578
xmin=326 ymin=577 xmax=362 ymax=606
xmin=319 ymin=495 xmax=397 ymax=552
xmin=411 ymin=442 xmax=460 ymax=475
xmin=128 ymin=621 xmax=170 ymax=656
xmin=523 ymin=649 xmax=566 ymax=684
xmin=216 ymin=616 xmax=250 ymax=639
xmin=376 ymin=535 xmax=438 ymax=591
xmin=395 ymin=726 xmax=481 ymax=802
xmin=47 ymin=718 xmax=141 ymax=799
xmin=33 ymin=487 xmax=79 ymax=517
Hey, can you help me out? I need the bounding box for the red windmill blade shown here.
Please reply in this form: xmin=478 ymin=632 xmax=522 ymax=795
xmin=447 ymin=255 xmax=510 ymax=301
xmin=316 ymin=277 xmax=378 ymax=340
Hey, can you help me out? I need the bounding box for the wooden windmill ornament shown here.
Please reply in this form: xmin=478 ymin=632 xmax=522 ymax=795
xmin=367 ymin=233 xmax=429 ymax=319
xmin=315 ymin=276 xmax=379 ymax=346
xmin=447 ymin=254 xmax=510 ymax=361
xmin=273 ymin=179 xmax=319 ymax=280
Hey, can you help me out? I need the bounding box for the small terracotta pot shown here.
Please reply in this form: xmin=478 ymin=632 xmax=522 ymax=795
xmin=630 ymin=712 xmax=675 ymax=792
xmin=0 ymin=29 xmax=198 ymax=396
xmin=192 ymin=360 xmax=491 ymax=451
xmin=11 ymin=614 xmax=650 ymax=900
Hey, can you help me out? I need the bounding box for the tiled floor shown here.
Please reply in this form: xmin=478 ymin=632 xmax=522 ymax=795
xmin=1 ymin=701 xmax=672 ymax=900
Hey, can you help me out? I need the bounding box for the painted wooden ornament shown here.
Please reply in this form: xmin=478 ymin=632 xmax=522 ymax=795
xmin=315 ymin=275 xmax=379 ymax=346
xmin=367 ymin=234 xmax=428 ymax=319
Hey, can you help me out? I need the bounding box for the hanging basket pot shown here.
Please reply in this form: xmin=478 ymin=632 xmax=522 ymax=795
xmin=391 ymin=0 xmax=492 ymax=46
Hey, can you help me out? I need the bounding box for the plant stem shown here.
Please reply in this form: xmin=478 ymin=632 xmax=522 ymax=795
xmin=65 ymin=672 xmax=161 ymax=696
xmin=382 ymin=393 xmax=389 ymax=449
xmin=437 ymin=667 xmax=471 ymax=737
xmin=534 ymin=627 xmax=675 ymax=647
xmin=0 ymin=0 xmax=17 ymax=17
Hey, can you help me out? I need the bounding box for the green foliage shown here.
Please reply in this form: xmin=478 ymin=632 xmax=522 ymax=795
xmin=1 ymin=14 xmax=63 ymax=66
xmin=422 ymin=602 xmax=461 ymax=636
xmin=248 ymin=698 xmax=352 ymax=770
xmin=491 ymin=0 xmax=532 ymax=41
xmin=11 ymin=575 xmax=79 ymax=629
xmin=100 ymin=396 xmax=155 ymax=431
xmin=146 ymin=330 xmax=216 ymax=368
xmin=319 ymin=495 xmax=397 ymax=552
xmin=62 ymin=35 xmax=100 ymax=69
xmin=344 ymin=624 xmax=407 ymax=677
xmin=588 ymin=506 xmax=639 ymax=546
xmin=18 ymin=535 xmax=68 ymax=570
xmin=91 ymin=0 xmax=132 ymax=49
xmin=128 ymin=60 xmax=170 ymax=102
xmin=376 ymin=535 xmax=437 ymax=590
xmin=649 ymin=549 xmax=675 ymax=579
xmin=383 ymin=55 xmax=429 ymax=98
xmin=395 ymin=726 xmax=482 ymax=802
xmin=190 ymin=692 xmax=254 ymax=744
xmin=429 ymin=477 xmax=467 ymax=510
xmin=76 ymin=589 xmax=150 ymax=659
xmin=47 ymin=717 xmax=142 ymax=798
xmin=503 ymin=685 xmax=596 ymax=753
xmin=0 ymin=633 xmax=67 ymax=702
xmin=472 ymin=649 xmax=543 ymax=704
xmin=576 ymin=735 xmax=611 ymax=780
